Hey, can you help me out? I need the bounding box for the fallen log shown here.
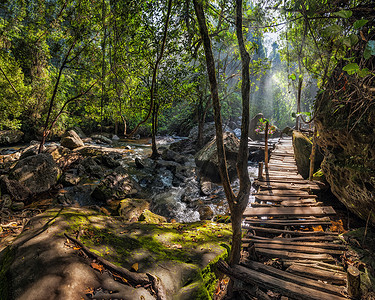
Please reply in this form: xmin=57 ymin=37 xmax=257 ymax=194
xmin=64 ymin=233 xmax=167 ymax=300
xmin=216 ymin=260 xmax=347 ymax=300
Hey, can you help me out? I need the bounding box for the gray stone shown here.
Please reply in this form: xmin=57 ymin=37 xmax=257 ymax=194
xmin=195 ymin=132 xmax=240 ymax=183
xmin=61 ymin=130 xmax=84 ymax=149
xmin=0 ymin=130 xmax=24 ymax=145
xmin=9 ymin=153 xmax=61 ymax=194
xmin=91 ymin=134 xmax=113 ymax=144
xmin=0 ymin=175 xmax=31 ymax=201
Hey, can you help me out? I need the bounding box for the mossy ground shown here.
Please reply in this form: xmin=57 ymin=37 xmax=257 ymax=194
xmin=42 ymin=207 xmax=232 ymax=299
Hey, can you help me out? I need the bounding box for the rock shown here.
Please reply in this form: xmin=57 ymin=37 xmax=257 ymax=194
xmin=60 ymin=171 xmax=81 ymax=186
xmin=46 ymin=145 xmax=72 ymax=161
xmin=79 ymin=157 xmax=105 ymax=178
xmin=200 ymin=179 xmax=213 ymax=196
xmin=188 ymin=122 xmax=234 ymax=147
xmin=92 ymin=170 xmax=140 ymax=201
xmin=249 ymin=113 xmax=264 ymax=140
xmin=118 ymin=198 xmax=150 ymax=222
xmin=151 ymin=188 xmax=184 ymax=219
xmin=138 ymin=209 xmax=167 ymax=223
xmin=60 ymin=130 xmax=84 ymax=149
xmin=292 ymin=131 xmax=323 ymax=179
xmin=135 ymin=157 xmax=145 ymax=169
xmin=9 ymin=153 xmax=61 ymax=194
xmin=198 ymin=205 xmax=214 ymax=220
xmin=112 ymin=134 xmax=120 ymax=141
xmin=72 ymin=126 xmax=86 ymax=138
xmin=0 ymin=175 xmax=31 ymax=201
xmin=95 ymin=154 xmax=121 ymax=168
xmin=0 ymin=130 xmax=24 ymax=145
xmin=91 ymin=134 xmax=113 ymax=144
xmin=195 ymin=132 xmax=240 ymax=183
xmin=281 ymin=126 xmax=293 ymax=137
xmin=233 ymin=128 xmax=241 ymax=138
xmin=1 ymin=194 xmax=12 ymax=208
xmin=11 ymin=201 xmax=25 ymax=211
xmin=19 ymin=144 xmax=39 ymax=159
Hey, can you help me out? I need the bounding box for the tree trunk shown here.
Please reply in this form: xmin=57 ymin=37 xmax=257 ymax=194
xmin=193 ymin=0 xmax=251 ymax=278
xmin=151 ymin=103 xmax=159 ymax=159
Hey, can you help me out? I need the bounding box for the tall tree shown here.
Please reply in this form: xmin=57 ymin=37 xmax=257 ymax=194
xmin=193 ymin=0 xmax=251 ymax=272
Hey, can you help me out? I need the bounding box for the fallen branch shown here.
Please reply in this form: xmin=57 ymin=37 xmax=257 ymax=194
xmin=64 ymin=233 xmax=167 ymax=300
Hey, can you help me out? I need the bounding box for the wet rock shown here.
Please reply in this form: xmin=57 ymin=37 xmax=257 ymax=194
xmin=292 ymin=131 xmax=323 ymax=179
xmin=198 ymin=205 xmax=214 ymax=220
xmin=92 ymin=170 xmax=140 ymax=202
xmin=0 ymin=175 xmax=31 ymax=201
xmin=151 ymin=188 xmax=184 ymax=219
xmin=118 ymin=198 xmax=150 ymax=221
xmin=9 ymin=153 xmax=61 ymax=194
xmin=61 ymin=130 xmax=84 ymax=149
xmin=0 ymin=130 xmax=24 ymax=145
xmin=156 ymin=160 xmax=181 ymax=173
xmin=195 ymin=132 xmax=240 ymax=183
xmin=135 ymin=157 xmax=145 ymax=169
xmin=11 ymin=201 xmax=25 ymax=211
xmin=200 ymin=179 xmax=213 ymax=196
xmin=95 ymin=154 xmax=121 ymax=168
xmin=138 ymin=209 xmax=167 ymax=223
xmin=91 ymin=134 xmax=113 ymax=144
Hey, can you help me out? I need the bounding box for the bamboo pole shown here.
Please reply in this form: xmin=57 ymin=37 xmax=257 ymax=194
xmin=309 ymin=128 xmax=318 ymax=181
xmin=265 ymin=121 xmax=269 ymax=169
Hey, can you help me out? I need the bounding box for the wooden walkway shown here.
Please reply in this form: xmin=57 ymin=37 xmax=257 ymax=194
xmin=224 ymin=137 xmax=349 ymax=299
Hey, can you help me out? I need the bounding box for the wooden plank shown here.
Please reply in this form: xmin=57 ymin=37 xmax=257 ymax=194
xmin=243 ymin=206 xmax=336 ymax=217
xmin=217 ymin=261 xmax=347 ymax=300
xmin=256 ymin=178 xmax=314 ymax=185
xmin=252 ymin=243 xmax=344 ymax=255
xmin=286 ymin=264 xmax=347 ymax=285
xmin=256 ymin=182 xmax=320 ymax=191
xmin=255 ymin=195 xmax=318 ymax=202
xmin=244 ymin=218 xmax=332 ymax=227
xmin=282 ymin=260 xmax=345 ymax=271
xmin=244 ymin=235 xmax=341 ymax=242
xmin=257 ymin=190 xmax=315 ymax=197
xmin=241 ymin=260 xmax=345 ymax=296
xmin=243 ymin=239 xmax=346 ymax=250
xmin=255 ymin=248 xmax=335 ymax=262
xmin=251 ymin=202 xmax=320 ymax=208
xmin=243 ymin=225 xmax=339 ymax=236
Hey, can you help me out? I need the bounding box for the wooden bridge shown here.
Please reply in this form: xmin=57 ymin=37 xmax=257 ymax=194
xmin=219 ymin=136 xmax=357 ymax=299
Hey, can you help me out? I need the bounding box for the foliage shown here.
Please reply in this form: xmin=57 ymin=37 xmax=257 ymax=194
xmin=255 ymin=118 xmax=276 ymax=135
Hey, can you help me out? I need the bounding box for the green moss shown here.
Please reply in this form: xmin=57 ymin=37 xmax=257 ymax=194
xmin=0 ymin=246 xmax=15 ymax=300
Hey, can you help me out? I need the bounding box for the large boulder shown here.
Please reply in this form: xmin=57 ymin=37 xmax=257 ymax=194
xmin=0 ymin=175 xmax=31 ymax=202
xmin=60 ymin=130 xmax=84 ymax=149
xmin=92 ymin=169 xmax=140 ymax=201
xmin=195 ymin=132 xmax=240 ymax=183
xmin=9 ymin=153 xmax=61 ymax=194
xmin=0 ymin=130 xmax=24 ymax=145
xmin=91 ymin=134 xmax=113 ymax=144
xmin=292 ymin=131 xmax=323 ymax=179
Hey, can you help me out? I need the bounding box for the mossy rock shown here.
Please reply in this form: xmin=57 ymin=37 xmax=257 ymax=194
xmin=118 ymin=198 xmax=150 ymax=221
xmin=292 ymin=131 xmax=323 ymax=179
xmin=2 ymin=207 xmax=231 ymax=299
xmin=138 ymin=209 xmax=167 ymax=223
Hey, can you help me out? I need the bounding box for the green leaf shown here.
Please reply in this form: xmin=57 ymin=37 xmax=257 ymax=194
xmin=343 ymin=34 xmax=359 ymax=47
xmin=357 ymin=68 xmax=370 ymax=78
xmin=333 ymin=10 xmax=352 ymax=18
xmin=323 ymin=25 xmax=342 ymax=37
xmin=342 ymin=63 xmax=359 ymax=75
xmin=353 ymin=19 xmax=368 ymax=29
xmin=364 ymin=40 xmax=375 ymax=59
xmin=289 ymin=74 xmax=296 ymax=81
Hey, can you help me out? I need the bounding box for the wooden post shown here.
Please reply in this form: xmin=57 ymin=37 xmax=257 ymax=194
xmin=258 ymin=162 xmax=264 ymax=180
xmin=309 ymin=128 xmax=318 ymax=181
xmin=347 ymin=265 xmax=361 ymax=299
xmin=264 ymin=120 xmax=269 ymax=169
